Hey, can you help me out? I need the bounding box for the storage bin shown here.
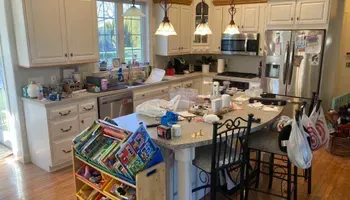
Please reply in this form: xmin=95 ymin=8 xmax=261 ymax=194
xmin=76 ymin=164 xmax=110 ymax=190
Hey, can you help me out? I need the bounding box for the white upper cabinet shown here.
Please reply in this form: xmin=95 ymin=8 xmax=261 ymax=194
xmin=168 ymin=5 xmax=181 ymax=54
xmin=211 ymin=7 xmax=223 ymax=52
xmin=241 ymin=4 xmax=260 ymax=32
xmin=64 ymin=0 xmax=99 ymax=62
xmin=222 ymin=4 xmax=259 ymax=32
xmin=267 ymin=1 xmax=296 ymax=25
xmin=155 ymin=4 xmax=191 ymax=56
xmin=266 ymin=0 xmax=330 ymax=29
xmin=180 ymin=6 xmax=191 ymax=53
xmin=295 ymin=0 xmax=329 ymax=24
xmin=12 ymin=0 xmax=99 ymax=67
xmin=222 ymin=5 xmax=242 ymax=31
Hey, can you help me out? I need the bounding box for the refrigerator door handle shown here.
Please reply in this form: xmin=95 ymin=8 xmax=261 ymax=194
xmin=288 ymin=41 xmax=295 ymax=85
xmin=283 ymin=42 xmax=290 ymax=85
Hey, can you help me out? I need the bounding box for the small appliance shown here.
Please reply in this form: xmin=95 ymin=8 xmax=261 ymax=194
xmin=221 ymin=33 xmax=260 ymax=56
xmin=173 ymin=57 xmax=188 ymax=74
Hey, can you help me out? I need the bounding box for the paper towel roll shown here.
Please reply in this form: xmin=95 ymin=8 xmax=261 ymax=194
xmin=217 ymin=59 xmax=225 ymax=73
xmin=222 ymin=94 xmax=231 ymax=108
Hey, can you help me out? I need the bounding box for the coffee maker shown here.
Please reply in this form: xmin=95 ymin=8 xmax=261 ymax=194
xmin=173 ymin=57 xmax=188 ymax=74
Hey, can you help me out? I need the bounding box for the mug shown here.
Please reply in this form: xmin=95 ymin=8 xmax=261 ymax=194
xmin=171 ymin=124 xmax=182 ymax=137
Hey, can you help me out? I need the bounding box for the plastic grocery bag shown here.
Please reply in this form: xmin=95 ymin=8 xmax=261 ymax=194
xmin=136 ymin=95 xmax=181 ymax=117
xmin=287 ymin=117 xmax=312 ymax=169
xmin=301 ymin=112 xmax=323 ymax=151
xmin=309 ymin=106 xmax=329 ymax=147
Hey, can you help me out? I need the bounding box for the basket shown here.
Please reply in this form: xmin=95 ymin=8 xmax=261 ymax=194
xmin=324 ymin=134 xmax=350 ymax=157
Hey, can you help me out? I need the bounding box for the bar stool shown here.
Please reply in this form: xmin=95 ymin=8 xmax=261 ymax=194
xmin=192 ymin=114 xmax=254 ymax=200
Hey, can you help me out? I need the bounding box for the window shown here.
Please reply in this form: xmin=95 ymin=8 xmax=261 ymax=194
xmin=123 ymin=4 xmax=143 ymax=62
xmin=96 ymin=1 xmax=146 ymax=66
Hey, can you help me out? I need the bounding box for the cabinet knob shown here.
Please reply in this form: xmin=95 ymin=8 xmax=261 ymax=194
xmin=297 ymin=17 xmax=300 ymax=20
xmin=242 ymin=25 xmax=244 ymax=28
xmin=81 ymin=120 xmax=84 ymax=124
xmin=218 ymin=47 xmax=220 ymax=49
xmin=65 ymin=53 xmax=68 ymax=57
xmin=70 ymin=53 xmax=73 ymax=57
xmin=346 ymin=52 xmax=350 ymax=56
xmin=291 ymin=17 xmax=294 ymax=21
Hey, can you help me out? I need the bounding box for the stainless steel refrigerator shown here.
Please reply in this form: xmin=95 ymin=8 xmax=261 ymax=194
xmin=261 ymin=30 xmax=326 ymax=115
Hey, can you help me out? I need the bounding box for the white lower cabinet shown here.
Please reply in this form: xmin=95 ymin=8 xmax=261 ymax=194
xmin=52 ymin=137 xmax=75 ymax=166
xmin=79 ymin=112 xmax=98 ymax=132
xmin=23 ymin=98 xmax=98 ymax=172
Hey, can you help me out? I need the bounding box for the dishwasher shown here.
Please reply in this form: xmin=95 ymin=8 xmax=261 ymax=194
xmin=98 ymin=91 xmax=134 ymax=119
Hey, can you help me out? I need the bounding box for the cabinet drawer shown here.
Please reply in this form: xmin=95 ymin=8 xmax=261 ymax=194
xmin=52 ymin=137 xmax=74 ymax=166
xmin=170 ymin=82 xmax=183 ymax=90
xmin=79 ymin=112 xmax=97 ymax=132
xmin=49 ymin=104 xmax=78 ymax=120
xmin=182 ymin=80 xmax=194 ymax=88
xmin=50 ymin=117 xmax=79 ymax=141
xmin=78 ymin=99 xmax=97 ymax=114
xmin=134 ymin=86 xmax=169 ymax=100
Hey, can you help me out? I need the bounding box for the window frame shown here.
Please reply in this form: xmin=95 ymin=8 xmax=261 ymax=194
xmin=97 ymin=0 xmax=148 ymax=66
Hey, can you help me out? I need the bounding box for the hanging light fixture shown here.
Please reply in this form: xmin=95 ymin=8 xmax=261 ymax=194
xmin=155 ymin=0 xmax=177 ymax=36
xmin=122 ymin=0 xmax=145 ymax=17
xmin=224 ymin=0 xmax=240 ymax=35
xmin=194 ymin=0 xmax=212 ymax=35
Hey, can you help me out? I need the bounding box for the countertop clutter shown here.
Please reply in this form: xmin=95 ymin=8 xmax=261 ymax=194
xmin=22 ymin=72 xmax=260 ymax=107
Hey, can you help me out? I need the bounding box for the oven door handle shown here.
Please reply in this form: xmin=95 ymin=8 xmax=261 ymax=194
xmin=283 ymin=42 xmax=290 ymax=85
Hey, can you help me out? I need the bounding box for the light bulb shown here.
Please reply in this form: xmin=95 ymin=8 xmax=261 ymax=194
xmin=194 ymin=23 xmax=212 ymax=35
xmin=122 ymin=5 xmax=145 ymax=17
xmin=155 ymin=20 xmax=177 ymax=36
xmin=223 ymin=23 xmax=240 ymax=35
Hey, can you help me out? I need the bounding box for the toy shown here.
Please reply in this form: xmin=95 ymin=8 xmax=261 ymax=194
xmin=157 ymin=125 xmax=171 ymax=140
xmin=83 ymin=165 xmax=91 ymax=179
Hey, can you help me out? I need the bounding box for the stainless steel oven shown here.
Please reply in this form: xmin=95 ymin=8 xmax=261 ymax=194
xmin=221 ymin=33 xmax=260 ymax=56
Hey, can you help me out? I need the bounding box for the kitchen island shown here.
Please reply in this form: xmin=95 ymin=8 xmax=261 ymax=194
xmin=113 ymin=104 xmax=283 ymax=200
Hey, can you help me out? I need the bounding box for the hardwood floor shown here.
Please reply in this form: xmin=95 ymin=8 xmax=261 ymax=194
xmin=0 ymin=149 xmax=349 ymax=200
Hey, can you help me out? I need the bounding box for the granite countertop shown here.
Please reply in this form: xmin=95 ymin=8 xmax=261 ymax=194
xmin=113 ymin=103 xmax=282 ymax=151
xmin=22 ymin=72 xmax=261 ymax=107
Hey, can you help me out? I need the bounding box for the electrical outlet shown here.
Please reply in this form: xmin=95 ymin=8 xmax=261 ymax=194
xmin=346 ymin=62 xmax=350 ymax=68
xmin=51 ymin=76 xmax=57 ymax=84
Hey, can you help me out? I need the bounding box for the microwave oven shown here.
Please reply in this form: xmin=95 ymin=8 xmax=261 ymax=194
xmin=221 ymin=33 xmax=260 ymax=56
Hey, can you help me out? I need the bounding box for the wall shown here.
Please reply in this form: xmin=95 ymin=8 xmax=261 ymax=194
xmin=155 ymin=54 xmax=262 ymax=74
xmin=333 ymin=0 xmax=350 ymax=97
xmin=320 ymin=0 xmax=345 ymax=109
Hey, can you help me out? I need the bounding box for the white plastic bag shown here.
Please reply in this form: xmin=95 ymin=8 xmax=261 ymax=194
xmin=301 ymin=112 xmax=323 ymax=151
xmin=135 ymin=95 xmax=181 ymax=117
xmin=309 ymin=106 xmax=329 ymax=147
xmin=287 ymin=117 xmax=312 ymax=169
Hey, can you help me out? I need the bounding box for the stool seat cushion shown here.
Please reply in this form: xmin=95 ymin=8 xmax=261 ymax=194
xmin=193 ymin=144 xmax=242 ymax=173
xmin=248 ymin=130 xmax=287 ymax=155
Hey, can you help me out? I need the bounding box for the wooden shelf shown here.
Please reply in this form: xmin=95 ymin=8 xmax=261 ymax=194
xmin=212 ymin=0 xmax=267 ymax=6
xmin=75 ymin=154 xmax=136 ymax=189
xmin=73 ymin=146 xmax=166 ymax=200
xmin=153 ymin=0 xmax=192 ymax=5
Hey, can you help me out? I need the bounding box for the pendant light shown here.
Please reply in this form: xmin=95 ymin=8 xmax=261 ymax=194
xmin=223 ymin=0 xmax=240 ymax=35
xmin=155 ymin=0 xmax=177 ymax=36
xmin=194 ymin=0 xmax=212 ymax=35
xmin=122 ymin=0 xmax=145 ymax=17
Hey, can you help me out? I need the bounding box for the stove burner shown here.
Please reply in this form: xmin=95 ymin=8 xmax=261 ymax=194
xmin=216 ymin=72 xmax=258 ymax=79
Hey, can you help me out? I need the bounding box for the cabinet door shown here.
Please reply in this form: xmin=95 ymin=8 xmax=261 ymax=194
xmin=25 ymin=0 xmax=68 ymax=65
xmin=258 ymin=4 xmax=267 ymax=56
xmin=64 ymin=0 xmax=99 ymax=62
xmin=241 ymin=4 xmax=259 ymax=32
xmin=266 ymin=1 xmax=296 ymax=25
xmin=295 ymin=0 xmax=329 ymax=25
xmin=211 ymin=7 xmax=223 ymax=53
xmin=79 ymin=112 xmax=97 ymax=132
xmin=180 ymin=6 xmax=191 ymax=53
xmin=168 ymin=5 xmax=181 ymax=54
